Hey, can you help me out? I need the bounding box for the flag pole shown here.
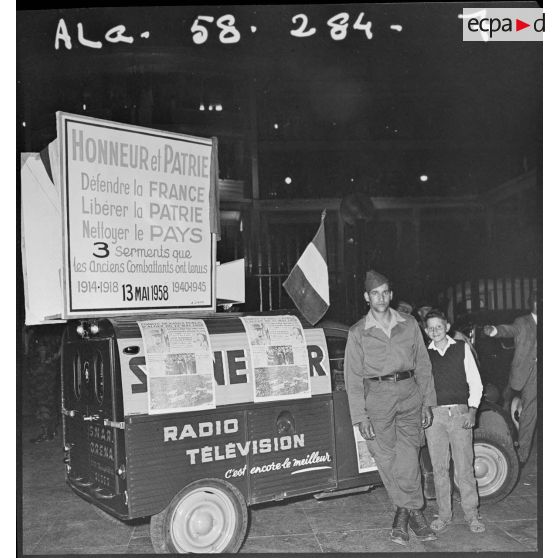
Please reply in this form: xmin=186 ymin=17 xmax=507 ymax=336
xmin=282 ymin=209 xmax=330 ymax=325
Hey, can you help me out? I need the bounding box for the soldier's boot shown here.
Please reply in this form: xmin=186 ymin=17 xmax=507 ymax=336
xmin=390 ymin=507 xmax=410 ymax=546
xmin=409 ymin=509 xmax=438 ymax=541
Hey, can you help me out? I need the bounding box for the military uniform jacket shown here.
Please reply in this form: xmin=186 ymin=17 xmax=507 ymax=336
xmin=343 ymin=309 xmax=436 ymax=425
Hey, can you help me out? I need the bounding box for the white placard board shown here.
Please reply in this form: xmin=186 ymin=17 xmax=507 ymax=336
xmin=216 ymin=258 xmax=245 ymax=304
xmin=57 ymin=112 xmax=216 ymax=317
xmin=20 ymin=150 xmax=64 ymax=325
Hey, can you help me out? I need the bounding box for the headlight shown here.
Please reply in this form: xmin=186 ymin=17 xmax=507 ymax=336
xmin=276 ymin=411 xmax=295 ymax=436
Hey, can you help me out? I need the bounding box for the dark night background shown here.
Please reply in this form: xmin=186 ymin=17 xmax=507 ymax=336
xmin=16 ymin=3 xmax=542 ymax=327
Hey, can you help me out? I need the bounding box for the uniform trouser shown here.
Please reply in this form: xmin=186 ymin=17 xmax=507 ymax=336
xmin=425 ymin=405 xmax=479 ymax=521
xmin=364 ymin=377 xmax=424 ymax=510
xmin=517 ymin=369 xmax=537 ymax=463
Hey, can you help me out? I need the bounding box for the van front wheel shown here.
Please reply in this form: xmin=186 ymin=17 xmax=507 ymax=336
xmin=150 ymin=479 xmax=248 ymax=554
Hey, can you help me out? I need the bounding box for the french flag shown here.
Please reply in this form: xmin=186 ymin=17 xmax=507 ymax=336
xmin=283 ymin=211 xmax=330 ymax=325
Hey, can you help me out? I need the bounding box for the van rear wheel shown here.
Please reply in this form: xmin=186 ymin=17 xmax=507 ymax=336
xmin=150 ymin=479 xmax=248 ymax=553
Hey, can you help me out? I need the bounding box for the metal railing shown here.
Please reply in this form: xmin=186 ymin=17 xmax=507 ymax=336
xmin=249 ymin=271 xmax=538 ymax=327
xmin=249 ymin=270 xmax=365 ymax=325
xmin=445 ymin=277 xmax=537 ymax=322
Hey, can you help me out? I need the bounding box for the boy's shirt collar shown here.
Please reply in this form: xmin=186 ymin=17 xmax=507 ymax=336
xmin=428 ymin=335 xmax=455 ymax=355
xmin=364 ymin=308 xmax=406 ymax=334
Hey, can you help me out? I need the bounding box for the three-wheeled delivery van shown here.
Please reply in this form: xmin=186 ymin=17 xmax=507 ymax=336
xmin=61 ymin=312 xmax=520 ymax=554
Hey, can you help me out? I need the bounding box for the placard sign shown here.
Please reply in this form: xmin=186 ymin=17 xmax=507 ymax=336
xmin=138 ymin=319 xmax=216 ymax=415
xmin=58 ymin=112 xmax=215 ymax=316
xmin=240 ymin=315 xmax=311 ymax=403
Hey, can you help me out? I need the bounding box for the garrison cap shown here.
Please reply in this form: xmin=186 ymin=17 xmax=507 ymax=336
xmin=364 ymin=269 xmax=390 ymax=292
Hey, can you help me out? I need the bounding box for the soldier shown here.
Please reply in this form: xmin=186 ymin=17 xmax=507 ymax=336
xmin=344 ymin=270 xmax=437 ymax=545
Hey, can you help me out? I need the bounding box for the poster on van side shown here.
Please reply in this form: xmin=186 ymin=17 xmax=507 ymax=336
xmin=352 ymin=425 xmax=378 ymax=473
xmin=139 ymin=319 xmax=216 ymax=414
xmin=58 ymin=112 xmax=216 ymax=317
xmin=240 ymin=315 xmax=311 ymax=403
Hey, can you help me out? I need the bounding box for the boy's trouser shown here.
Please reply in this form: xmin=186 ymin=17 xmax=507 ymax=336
xmin=364 ymin=377 xmax=424 ymax=510
xmin=425 ymin=405 xmax=479 ymax=520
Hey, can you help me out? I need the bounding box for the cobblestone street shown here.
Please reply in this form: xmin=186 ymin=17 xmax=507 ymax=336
xmin=20 ymin=416 xmax=539 ymax=554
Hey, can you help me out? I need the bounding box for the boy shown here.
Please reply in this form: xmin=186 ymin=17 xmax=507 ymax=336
xmin=424 ymin=309 xmax=485 ymax=533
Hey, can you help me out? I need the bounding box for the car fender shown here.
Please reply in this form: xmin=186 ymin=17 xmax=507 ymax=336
xmin=477 ymin=400 xmax=518 ymax=446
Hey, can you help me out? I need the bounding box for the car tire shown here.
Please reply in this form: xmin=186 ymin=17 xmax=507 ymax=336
xmin=150 ymin=478 xmax=248 ymax=554
xmin=472 ymin=427 xmax=519 ymax=504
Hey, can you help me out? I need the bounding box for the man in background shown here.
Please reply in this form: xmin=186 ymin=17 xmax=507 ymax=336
xmin=396 ymin=300 xmax=414 ymax=315
xmin=483 ymin=290 xmax=538 ymax=465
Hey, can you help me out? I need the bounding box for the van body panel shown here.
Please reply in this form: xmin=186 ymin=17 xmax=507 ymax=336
xmin=125 ymin=409 xmax=248 ymax=518
xmin=122 ymin=394 xmax=337 ymax=518
xmin=62 ymin=332 xmax=128 ymax=516
xmin=331 ymin=391 xmax=381 ymax=488
xmin=61 ymin=313 xmax=376 ymax=521
xmin=246 ymin=395 xmax=336 ymax=504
